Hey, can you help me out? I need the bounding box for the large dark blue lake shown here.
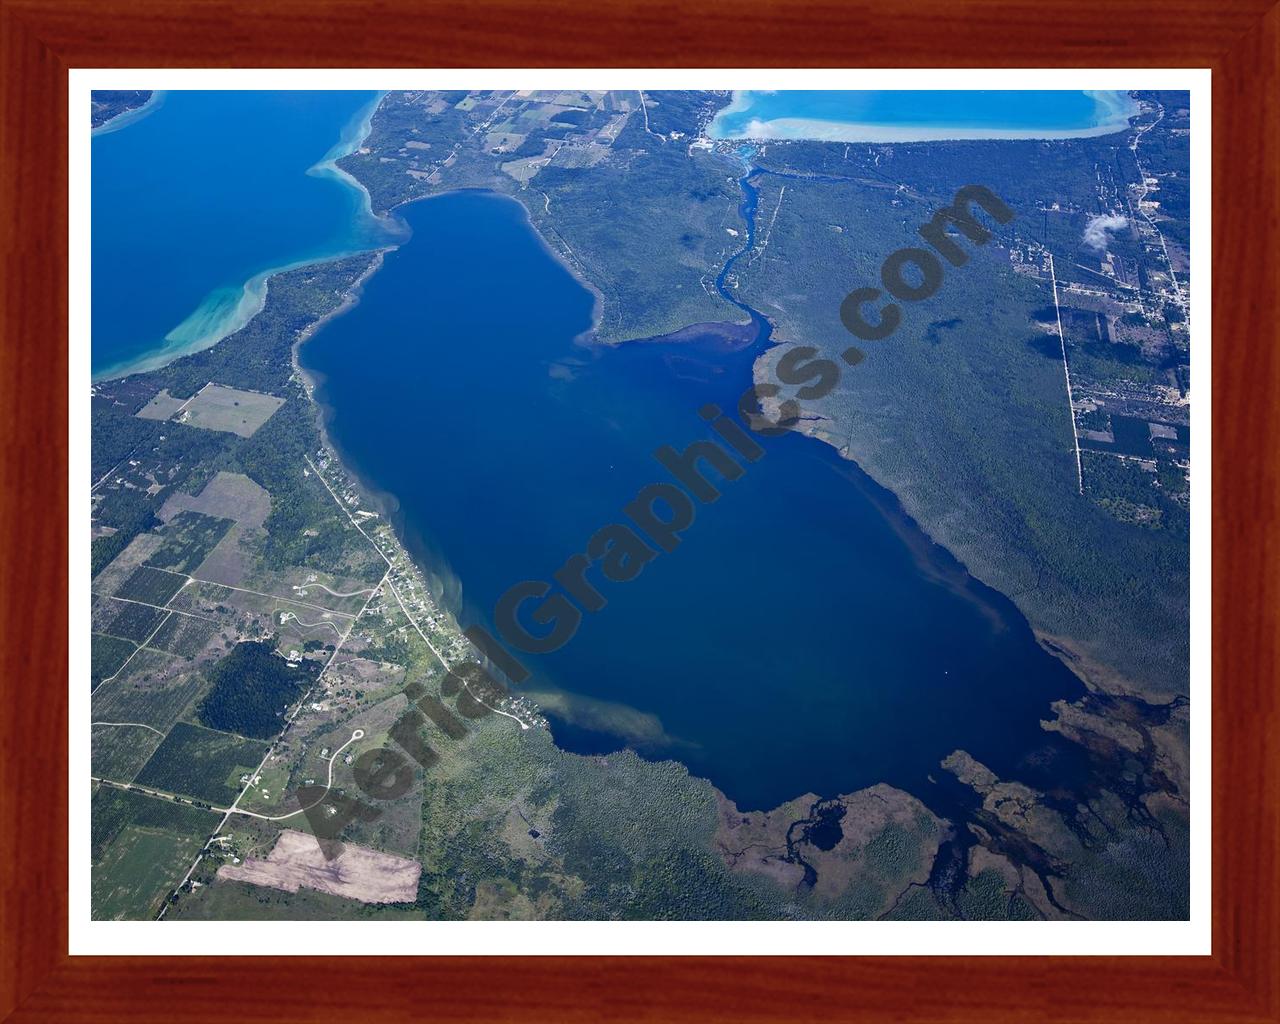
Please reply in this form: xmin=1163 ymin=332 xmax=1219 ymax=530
xmin=92 ymin=91 xmax=1091 ymax=812
xmin=301 ymin=191 xmax=1089 ymax=811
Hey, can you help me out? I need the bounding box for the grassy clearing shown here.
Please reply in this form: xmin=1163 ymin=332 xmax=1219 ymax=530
xmin=94 ymin=826 xmax=202 ymax=920
xmin=177 ymin=384 xmax=284 ymax=438
xmin=134 ymin=387 xmax=186 ymax=421
xmin=159 ymin=470 xmax=271 ymax=528
xmin=145 ymin=510 xmax=235 ymax=574
xmin=169 ymin=878 xmax=426 ymax=921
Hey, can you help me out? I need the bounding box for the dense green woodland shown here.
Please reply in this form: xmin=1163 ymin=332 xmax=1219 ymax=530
xmin=740 ymin=99 xmax=1189 ymax=698
xmin=198 ymin=640 xmax=321 ymax=739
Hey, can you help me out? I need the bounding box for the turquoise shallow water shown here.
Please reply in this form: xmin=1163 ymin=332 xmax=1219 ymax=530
xmin=91 ymin=90 xmax=398 ymax=379
xmin=710 ymin=90 xmax=1138 ymax=141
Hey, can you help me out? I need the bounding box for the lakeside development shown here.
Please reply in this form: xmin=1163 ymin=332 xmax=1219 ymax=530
xmin=89 ymin=88 xmax=1191 ymax=922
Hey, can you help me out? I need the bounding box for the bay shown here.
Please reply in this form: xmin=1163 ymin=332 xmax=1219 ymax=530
xmin=91 ymin=90 xmax=398 ymax=379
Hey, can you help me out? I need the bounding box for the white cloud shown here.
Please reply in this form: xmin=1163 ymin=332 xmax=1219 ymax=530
xmin=742 ymin=117 xmax=783 ymax=139
xmin=1083 ymin=214 xmax=1128 ymax=252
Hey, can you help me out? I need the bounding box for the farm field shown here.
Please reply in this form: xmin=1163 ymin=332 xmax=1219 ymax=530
xmin=216 ymin=829 xmax=421 ymax=903
xmin=91 ymin=786 xmax=218 ymax=920
xmin=174 ymin=383 xmax=285 ymax=437
xmin=145 ymin=510 xmax=235 ymax=573
xmin=90 ymin=633 xmax=137 ymax=688
xmin=92 ymin=653 xmax=206 ymax=731
xmin=133 ymin=722 xmax=269 ymax=806
xmin=92 ymin=722 xmax=164 ymax=782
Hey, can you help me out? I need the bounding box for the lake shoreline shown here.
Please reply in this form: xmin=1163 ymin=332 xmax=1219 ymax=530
xmin=716 ymin=118 xmax=1137 ymax=143
xmin=151 ymin=103 xmax=1120 ymax=818
xmin=92 ymin=247 xmax=395 ymax=383
xmin=93 ymin=92 xmax=400 ymax=384
xmin=287 ymin=256 xmax=972 ymax=847
xmin=91 ymin=90 xmax=164 ymax=136
xmin=710 ymin=88 xmax=1140 ymax=143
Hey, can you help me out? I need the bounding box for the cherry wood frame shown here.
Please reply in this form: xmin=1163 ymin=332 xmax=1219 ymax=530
xmin=2 ymin=0 xmax=1276 ymax=1019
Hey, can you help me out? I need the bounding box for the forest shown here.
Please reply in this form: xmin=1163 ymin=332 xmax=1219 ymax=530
xmin=197 ymin=639 xmax=321 ymax=739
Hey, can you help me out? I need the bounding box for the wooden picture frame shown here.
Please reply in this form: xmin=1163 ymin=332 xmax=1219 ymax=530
xmin=2 ymin=1 xmax=1276 ymax=1019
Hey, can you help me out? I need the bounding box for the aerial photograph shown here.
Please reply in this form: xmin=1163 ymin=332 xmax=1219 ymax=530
xmin=88 ymin=86 xmax=1192 ymax=924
